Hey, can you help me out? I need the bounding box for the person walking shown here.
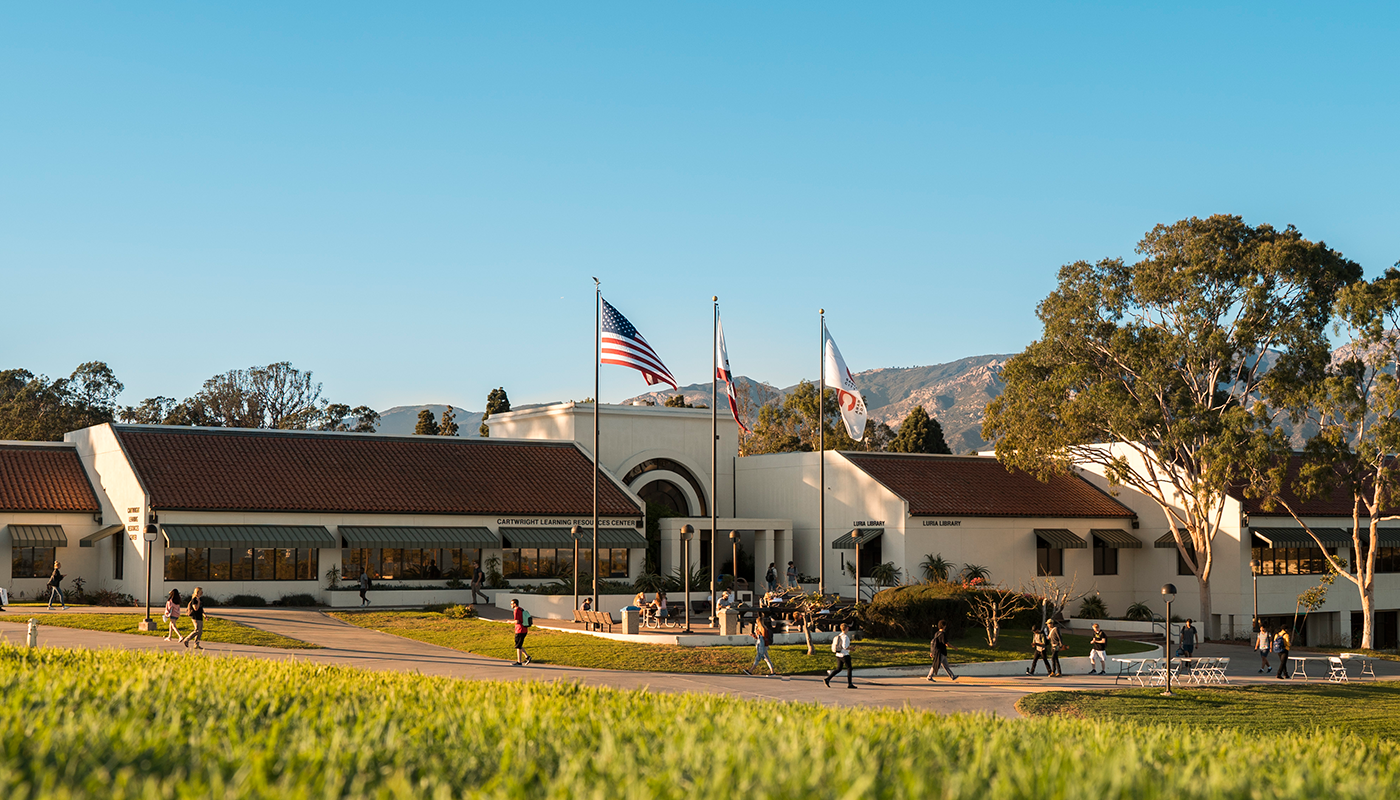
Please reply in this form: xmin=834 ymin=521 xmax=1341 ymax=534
xmin=359 ymin=570 xmax=371 ymax=607
xmin=1047 ymin=620 xmax=1065 ymax=677
xmin=744 ymin=616 xmax=779 ymax=676
xmin=163 ymin=589 xmax=183 ymax=641
xmin=926 ymin=619 xmax=957 ymax=681
xmin=786 ymin=561 xmax=798 ymax=588
xmin=471 ymin=562 xmax=488 ymax=604
xmin=824 ymin=623 xmax=855 ymax=689
xmin=45 ymin=562 xmax=68 ymax=611
xmin=511 ymin=598 xmax=533 ymax=666
xmin=1180 ymin=619 xmax=1198 ymax=659
xmin=1027 ymin=624 xmax=1052 ymax=676
xmin=1088 ymin=623 xmax=1108 ymax=675
xmin=1255 ymin=622 xmax=1273 ymax=674
xmin=765 ymin=563 xmax=778 ymax=593
xmin=1273 ymin=627 xmax=1291 ymax=679
xmin=178 ymin=587 xmax=206 ymax=650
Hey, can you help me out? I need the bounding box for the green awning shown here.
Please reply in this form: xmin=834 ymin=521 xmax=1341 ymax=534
xmin=162 ymin=524 xmax=336 ymax=549
xmin=1373 ymin=529 xmax=1400 ymax=546
xmin=340 ymin=526 xmax=499 ymax=549
xmin=1155 ymin=532 xmax=1190 ymax=549
xmin=1090 ymin=529 xmax=1142 ymax=549
xmin=79 ymin=524 xmax=125 ymax=548
xmin=500 ymin=527 xmax=648 ymax=549
xmin=1251 ymin=528 xmax=1353 ymax=548
xmin=1035 ymin=529 xmax=1087 ymax=549
xmin=832 ymin=528 xmax=883 ymax=549
xmin=8 ymin=525 xmax=67 ymax=547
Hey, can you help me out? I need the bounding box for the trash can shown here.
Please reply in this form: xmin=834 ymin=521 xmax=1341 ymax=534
xmin=718 ymin=608 xmax=740 ymax=636
xmin=622 ymin=606 xmax=641 ymax=635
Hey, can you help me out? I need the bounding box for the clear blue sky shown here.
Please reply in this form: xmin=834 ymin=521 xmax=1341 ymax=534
xmin=4 ymin=3 xmax=1397 ymax=411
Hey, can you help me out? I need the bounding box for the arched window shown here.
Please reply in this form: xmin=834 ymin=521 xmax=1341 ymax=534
xmin=623 ymin=458 xmax=707 ymax=516
xmin=637 ymin=479 xmax=691 ymax=516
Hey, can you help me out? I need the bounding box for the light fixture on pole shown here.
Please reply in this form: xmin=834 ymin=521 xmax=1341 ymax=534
xmin=137 ymin=523 xmax=159 ymax=631
xmin=680 ymin=524 xmax=694 ymax=633
xmin=729 ymin=531 xmax=740 ymax=599
xmin=570 ymin=525 xmax=581 ymax=611
xmin=1161 ymin=583 xmax=1177 ymax=697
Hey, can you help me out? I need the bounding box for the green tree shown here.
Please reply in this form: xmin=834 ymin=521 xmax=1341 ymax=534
xmin=479 ymin=387 xmax=511 ymax=437
xmin=414 ymin=408 xmax=439 ymax=436
xmin=0 ymin=362 xmax=124 ymax=441
xmin=319 ymin=404 xmax=380 ymax=433
xmin=1243 ymin=267 xmax=1400 ymax=648
xmin=439 ymin=405 xmax=460 ymax=436
xmin=742 ymin=381 xmax=861 ymax=455
xmin=120 ymin=396 xmax=178 ymax=425
xmin=983 ymin=215 xmax=1361 ymax=637
xmin=888 ymin=406 xmax=951 ymax=454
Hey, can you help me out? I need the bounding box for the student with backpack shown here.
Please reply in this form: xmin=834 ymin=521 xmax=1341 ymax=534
xmin=1026 ymin=624 xmax=1052 ymax=676
xmin=359 ymin=571 xmax=372 ymax=607
xmin=765 ymin=563 xmax=778 ymax=592
xmin=1273 ymin=627 xmax=1291 ymax=679
xmin=45 ymin=561 xmax=69 ymax=611
xmin=511 ymin=598 xmax=533 ymax=666
xmin=926 ymin=619 xmax=957 ymax=681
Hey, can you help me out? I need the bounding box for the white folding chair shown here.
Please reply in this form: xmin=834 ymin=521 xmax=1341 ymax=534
xmin=1212 ymin=657 xmax=1231 ymax=684
xmin=1327 ymin=656 xmax=1349 ymax=683
xmin=1132 ymin=659 xmax=1159 ymax=686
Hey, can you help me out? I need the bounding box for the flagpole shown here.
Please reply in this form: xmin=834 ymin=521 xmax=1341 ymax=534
xmin=593 ymin=277 xmax=601 ymax=612
xmin=710 ymin=296 xmax=719 ymax=627
xmin=818 ymin=309 xmax=826 ymax=597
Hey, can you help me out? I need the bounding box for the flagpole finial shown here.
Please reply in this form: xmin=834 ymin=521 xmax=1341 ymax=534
xmin=713 ymin=296 xmax=718 ymax=302
xmin=593 ymin=277 xmax=599 ymax=285
xmin=819 ymin=308 xmax=825 ymax=315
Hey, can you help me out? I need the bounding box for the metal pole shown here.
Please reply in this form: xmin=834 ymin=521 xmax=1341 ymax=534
xmin=593 ymin=278 xmax=600 ymax=611
xmin=855 ymin=541 xmax=861 ymax=604
xmin=710 ymin=296 xmax=718 ymax=626
xmin=683 ymin=533 xmax=691 ymax=633
xmin=571 ymin=525 xmax=580 ymax=611
xmin=731 ymin=531 xmax=738 ymax=597
xmin=1165 ymin=599 xmax=1173 ymax=696
xmin=1252 ymin=558 xmax=1258 ymax=626
xmin=818 ymin=310 xmax=826 ymax=597
xmin=144 ymin=539 xmax=152 ymax=622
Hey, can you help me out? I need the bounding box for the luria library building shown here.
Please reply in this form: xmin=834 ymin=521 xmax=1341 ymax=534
xmin=4 ymin=402 xmax=1400 ymax=645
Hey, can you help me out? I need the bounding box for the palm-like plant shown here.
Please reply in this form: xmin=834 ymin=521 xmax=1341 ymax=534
xmin=920 ymin=554 xmax=953 ymax=583
xmin=870 ymin=561 xmax=902 ymax=588
xmin=961 ymin=563 xmax=991 ymax=583
xmin=1124 ymin=601 xmax=1155 ymax=621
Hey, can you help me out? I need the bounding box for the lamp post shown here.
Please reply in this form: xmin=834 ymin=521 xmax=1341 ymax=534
xmin=137 ymin=524 xmax=159 ymax=631
xmin=729 ymin=531 xmax=740 ymax=599
xmin=570 ymin=525 xmax=581 ymax=611
xmin=1161 ymin=583 xmax=1177 ymax=697
xmin=680 ymin=525 xmax=694 ymax=633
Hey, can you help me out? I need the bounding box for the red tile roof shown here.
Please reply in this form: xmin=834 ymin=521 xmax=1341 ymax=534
xmin=1235 ymin=454 xmax=1385 ymax=517
xmin=842 ymin=453 xmax=1135 ymax=518
xmin=113 ymin=426 xmax=643 ymax=516
xmin=0 ymin=444 xmax=101 ymax=513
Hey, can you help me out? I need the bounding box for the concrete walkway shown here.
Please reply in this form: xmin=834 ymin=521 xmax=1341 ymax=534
xmin=2 ymin=607 xmax=1394 ymax=719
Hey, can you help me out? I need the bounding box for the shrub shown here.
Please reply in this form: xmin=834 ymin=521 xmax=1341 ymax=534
xmin=223 ymin=594 xmax=268 ymax=607
xmin=91 ymin=589 xmax=136 ymax=607
xmin=1124 ymin=601 xmax=1155 ymax=621
xmin=442 ymin=604 xmax=477 ymax=619
xmin=856 ymin=582 xmax=974 ymax=639
xmin=273 ymin=593 xmax=320 ymax=607
xmin=1078 ymin=595 xmax=1108 ymax=619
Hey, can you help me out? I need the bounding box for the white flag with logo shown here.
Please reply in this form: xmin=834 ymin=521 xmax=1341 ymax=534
xmin=823 ymin=328 xmax=867 ymax=441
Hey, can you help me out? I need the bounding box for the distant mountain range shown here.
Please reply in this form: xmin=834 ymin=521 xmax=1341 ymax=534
xmin=378 ymin=354 xmax=1014 ymax=450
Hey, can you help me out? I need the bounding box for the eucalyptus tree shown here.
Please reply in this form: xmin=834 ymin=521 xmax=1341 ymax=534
xmin=983 ymin=215 xmax=1361 ymax=637
xmin=1245 ymin=268 xmax=1400 ymax=648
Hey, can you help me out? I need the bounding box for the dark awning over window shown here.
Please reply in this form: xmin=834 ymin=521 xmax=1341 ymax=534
xmin=1034 ymin=529 xmax=1087 ymax=549
xmin=1155 ymin=532 xmax=1189 ymax=549
xmin=832 ymin=528 xmax=883 ymax=549
xmin=79 ymin=524 xmax=125 ymax=548
xmin=1251 ymin=528 xmax=1353 ymax=548
xmin=500 ymin=527 xmax=647 ymax=549
xmin=1090 ymin=528 xmax=1142 ymax=549
xmin=1374 ymin=529 xmax=1400 ymax=547
xmin=8 ymin=525 xmax=68 ymax=547
xmin=340 ymin=526 xmax=499 ymax=549
xmin=162 ymin=524 xmax=336 ymax=549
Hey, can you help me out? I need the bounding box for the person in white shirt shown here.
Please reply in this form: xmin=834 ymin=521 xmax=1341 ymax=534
xmin=824 ymin=623 xmax=855 ymax=689
xmin=1255 ymin=623 xmax=1272 ymax=674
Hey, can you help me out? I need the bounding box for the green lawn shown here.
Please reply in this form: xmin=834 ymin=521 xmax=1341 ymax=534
xmin=1020 ymin=682 xmax=1400 ymax=738
xmin=4 ymin=645 xmax=1400 ymax=799
xmin=330 ymin=611 xmax=1151 ymax=673
xmin=27 ymin=613 xmax=319 ymax=649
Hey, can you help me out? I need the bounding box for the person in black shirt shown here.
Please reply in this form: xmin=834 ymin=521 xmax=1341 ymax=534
xmin=45 ymin=562 xmax=68 ymax=611
xmin=926 ymin=619 xmax=958 ymax=681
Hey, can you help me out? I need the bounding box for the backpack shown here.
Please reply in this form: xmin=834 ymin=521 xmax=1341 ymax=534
xmin=1272 ymin=634 xmax=1286 ymax=653
xmin=366 ymin=576 xmax=374 ymax=590
xmin=521 ymin=609 xmax=533 ymax=628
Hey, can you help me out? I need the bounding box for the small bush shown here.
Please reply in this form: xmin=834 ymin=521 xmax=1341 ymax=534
xmin=91 ymin=589 xmax=136 ymax=607
xmin=224 ymin=594 xmax=268 ymax=607
xmin=1124 ymin=601 xmax=1155 ymax=621
xmin=273 ymin=593 xmax=320 ymax=607
xmin=1078 ymin=595 xmax=1108 ymax=619
xmin=442 ymin=604 xmax=477 ymax=620
xmin=856 ymin=583 xmax=973 ymax=639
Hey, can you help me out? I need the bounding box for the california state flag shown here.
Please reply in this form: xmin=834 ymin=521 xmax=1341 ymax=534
xmin=823 ymin=328 xmax=867 ymax=441
xmin=715 ymin=312 xmax=750 ymax=433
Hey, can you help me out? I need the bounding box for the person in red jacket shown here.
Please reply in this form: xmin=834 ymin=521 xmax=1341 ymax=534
xmin=511 ymin=598 xmax=533 ymax=666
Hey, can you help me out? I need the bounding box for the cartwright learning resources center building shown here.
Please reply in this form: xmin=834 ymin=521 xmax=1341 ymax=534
xmin=3 ymin=402 xmax=1399 ymax=645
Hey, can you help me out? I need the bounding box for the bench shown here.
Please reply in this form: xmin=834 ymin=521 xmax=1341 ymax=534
xmin=582 ymin=609 xmax=616 ymax=632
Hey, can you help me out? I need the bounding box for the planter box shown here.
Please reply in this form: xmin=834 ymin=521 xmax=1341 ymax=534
xmin=496 ymin=592 xmax=637 ymax=620
xmin=326 ymin=588 xmax=483 ymax=608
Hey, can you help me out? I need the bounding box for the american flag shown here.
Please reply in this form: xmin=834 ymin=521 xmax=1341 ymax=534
xmin=600 ymin=298 xmax=678 ymax=389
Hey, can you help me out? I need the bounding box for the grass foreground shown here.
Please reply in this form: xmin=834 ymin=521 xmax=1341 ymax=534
xmin=25 ymin=613 xmax=319 ymax=650
xmin=331 ymin=611 xmax=1152 ymax=673
xmin=1019 ymin=681 xmax=1400 ymax=738
xmin=3 ymin=645 xmax=1400 ymax=799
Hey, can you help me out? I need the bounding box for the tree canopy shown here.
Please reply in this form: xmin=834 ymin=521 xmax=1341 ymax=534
xmin=0 ymin=362 xmax=124 ymax=441
xmin=887 ymin=406 xmax=951 ymax=454
xmin=439 ymin=406 xmax=460 ymax=437
xmin=118 ymin=362 xmax=375 ymax=432
xmin=982 ymin=215 xmax=1362 ymax=637
xmin=414 ymin=408 xmax=440 ymax=436
xmin=480 ymin=387 xmax=511 ymax=437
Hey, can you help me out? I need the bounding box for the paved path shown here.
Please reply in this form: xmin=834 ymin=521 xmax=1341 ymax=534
xmin=3 ymin=608 xmax=1394 ymax=719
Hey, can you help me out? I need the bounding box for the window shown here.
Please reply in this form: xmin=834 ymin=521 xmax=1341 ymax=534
xmin=1347 ymin=543 xmax=1400 ymax=574
xmin=501 ymin=548 xmax=630 ymax=579
xmin=1092 ymin=536 xmax=1118 ymax=576
xmin=339 ymin=548 xmax=478 ymax=581
xmin=164 ymin=547 xmax=319 ymax=581
xmin=11 ymin=547 xmax=55 ymax=579
xmin=1251 ymin=547 xmax=1335 ymax=576
xmin=1177 ymin=546 xmax=1196 ymax=576
xmin=1036 ymin=537 xmax=1063 ymax=577
xmin=112 ymin=535 xmax=124 ymax=580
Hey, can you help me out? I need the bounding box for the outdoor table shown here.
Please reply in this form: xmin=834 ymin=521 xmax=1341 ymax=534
xmin=1112 ymin=658 xmax=1149 ymax=685
xmin=1341 ymin=653 xmax=1378 ymax=680
xmin=1287 ymin=656 xmax=1325 ymax=681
